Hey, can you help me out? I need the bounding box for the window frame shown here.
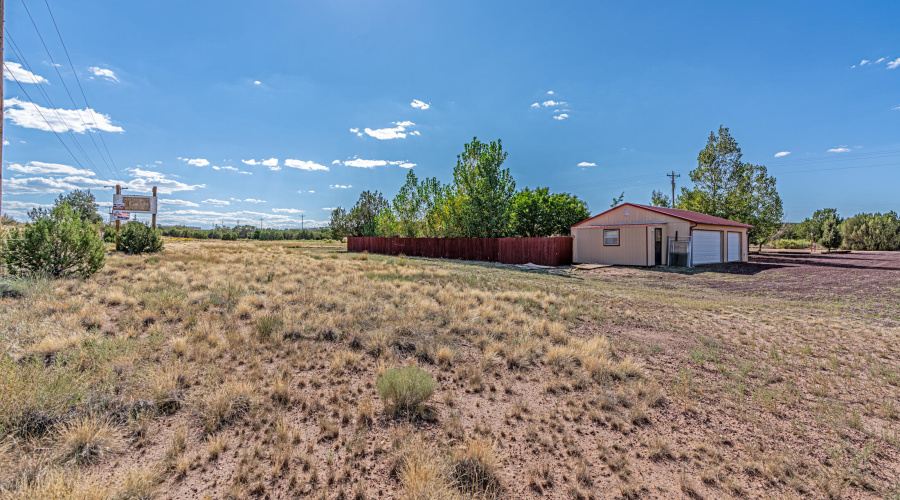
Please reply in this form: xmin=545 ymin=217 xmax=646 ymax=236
xmin=603 ymin=229 xmax=620 ymax=246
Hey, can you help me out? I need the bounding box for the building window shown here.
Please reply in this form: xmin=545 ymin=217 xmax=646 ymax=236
xmin=603 ymin=229 xmax=620 ymax=246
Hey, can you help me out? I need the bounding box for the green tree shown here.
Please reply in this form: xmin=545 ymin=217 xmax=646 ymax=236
xmin=819 ymin=214 xmax=843 ymax=251
xmin=841 ymin=212 xmax=900 ymax=251
xmin=329 ymin=207 xmax=351 ymax=239
xmin=678 ymin=126 xmax=784 ymax=248
xmin=611 ymin=192 xmax=625 ymax=208
xmin=650 ymin=190 xmax=671 ymax=208
xmin=2 ymin=203 xmax=105 ymax=278
xmin=116 ymin=221 xmax=164 ymax=254
xmin=55 ymin=189 xmax=102 ymax=224
xmin=510 ymin=187 xmax=590 ymax=237
xmin=349 ymin=190 xmax=389 ymax=237
xmin=798 ymin=208 xmax=840 ymax=242
xmin=446 ymin=138 xmax=516 ymax=238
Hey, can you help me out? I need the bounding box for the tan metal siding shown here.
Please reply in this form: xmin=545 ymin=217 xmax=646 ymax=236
xmin=573 ymin=226 xmax=648 ymax=266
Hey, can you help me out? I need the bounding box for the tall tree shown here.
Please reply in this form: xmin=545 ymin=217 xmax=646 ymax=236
xmin=510 ymin=187 xmax=590 ymax=237
xmin=349 ymin=190 xmax=389 ymax=237
xmin=798 ymin=208 xmax=840 ymax=242
xmin=650 ymin=190 xmax=671 ymax=208
xmin=679 ymin=126 xmax=783 ymax=248
xmin=55 ymin=189 xmax=102 ymax=224
xmin=446 ymin=138 xmax=516 ymax=238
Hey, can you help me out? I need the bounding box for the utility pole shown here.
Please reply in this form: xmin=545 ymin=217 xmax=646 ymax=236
xmin=151 ymin=186 xmax=157 ymax=228
xmin=114 ymin=185 xmax=121 ymax=246
xmin=1 ymin=0 xmax=5 ymax=229
xmin=301 ymin=214 xmax=304 ymax=230
xmin=667 ymin=171 xmax=680 ymax=208
xmin=260 ymin=217 xmax=263 ymax=229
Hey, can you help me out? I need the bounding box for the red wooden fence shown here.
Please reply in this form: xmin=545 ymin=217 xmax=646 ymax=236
xmin=347 ymin=237 xmax=573 ymax=267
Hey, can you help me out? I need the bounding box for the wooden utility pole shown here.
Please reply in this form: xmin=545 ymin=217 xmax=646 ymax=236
xmin=301 ymin=214 xmax=304 ymax=230
xmin=151 ymin=186 xmax=157 ymax=228
xmin=114 ymin=184 xmax=121 ymax=246
xmin=1 ymin=0 xmax=5 ymax=229
xmin=667 ymin=171 xmax=681 ymax=208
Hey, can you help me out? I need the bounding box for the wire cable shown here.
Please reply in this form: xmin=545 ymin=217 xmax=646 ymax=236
xmin=4 ymin=29 xmax=110 ymax=183
xmin=39 ymin=0 xmax=124 ymax=181
xmin=17 ymin=0 xmax=121 ymax=181
xmin=3 ymin=61 xmax=107 ymax=189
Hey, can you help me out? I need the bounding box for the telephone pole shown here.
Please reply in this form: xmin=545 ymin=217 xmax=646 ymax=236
xmin=667 ymin=171 xmax=680 ymax=208
xmin=1 ymin=0 xmax=5 ymax=228
xmin=301 ymin=214 xmax=304 ymax=230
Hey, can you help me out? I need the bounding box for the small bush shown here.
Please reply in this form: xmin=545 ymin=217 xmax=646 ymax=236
xmin=116 ymin=222 xmax=163 ymax=255
xmin=57 ymin=416 xmax=125 ymax=465
xmin=773 ymin=239 xmax=810 ymax=249
xmin=450 ymin=437 xmax=501 ymax=494
xmin=2 ymin=204 xmax=105 ymax=278
xmin=221 ymin=232 xmax=238 ymax=241
xmin=376 ymin=365 xmax=435 ymax=418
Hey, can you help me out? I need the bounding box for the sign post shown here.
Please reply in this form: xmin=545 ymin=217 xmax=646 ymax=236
xmin=110 ymin=186 xmax=158 ymax=245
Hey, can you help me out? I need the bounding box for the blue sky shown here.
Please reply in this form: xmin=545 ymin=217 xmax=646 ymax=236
xmin=2 ymin=0 xmax=898 ymax=227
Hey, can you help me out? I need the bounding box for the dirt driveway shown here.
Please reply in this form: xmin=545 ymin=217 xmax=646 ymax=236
xmin=575 ymin=251 xmax=900 ymax=321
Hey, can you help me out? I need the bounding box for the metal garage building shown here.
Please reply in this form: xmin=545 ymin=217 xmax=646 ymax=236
xmin=571 ymin=203 xmax=752 ymax=267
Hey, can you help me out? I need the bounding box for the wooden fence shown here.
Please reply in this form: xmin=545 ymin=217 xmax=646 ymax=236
xmin=347 ymin=237 xmax=573 ymax=267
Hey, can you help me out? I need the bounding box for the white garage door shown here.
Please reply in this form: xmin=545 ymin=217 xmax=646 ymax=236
xmin=727 ymin=232 xmax=741 ymax=262
xmin=693 ymin=230 xmax=722 ymax=265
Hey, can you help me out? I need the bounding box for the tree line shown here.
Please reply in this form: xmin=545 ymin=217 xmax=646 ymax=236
xmin=329 ymin=138 xmax=591 ymax=239
xmin=158 ymin=225 xmax=332 ymax=241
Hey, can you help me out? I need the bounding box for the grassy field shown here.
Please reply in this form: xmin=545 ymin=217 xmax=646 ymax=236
xmin=1 ymin=240 xmax=898 ymax=499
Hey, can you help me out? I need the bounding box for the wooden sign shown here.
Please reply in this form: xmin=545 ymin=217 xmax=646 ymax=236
xmin=114 ymin=194 xmax=157 ymax=214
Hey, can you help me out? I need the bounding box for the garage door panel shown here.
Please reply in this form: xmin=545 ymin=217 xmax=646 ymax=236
xmin=727 ymin=232 xmax=740 ymax=262
xmin=693 ymin=230 xmax=722 ymax=265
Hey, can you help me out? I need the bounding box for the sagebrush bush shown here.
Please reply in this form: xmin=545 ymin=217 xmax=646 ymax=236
xmin=376 ymin=365 xmax=435 ymax=418
xmin=2 ymin=204 xmax=105 ymax=278
xmin=116 ymin=221 xmax=163 ymax=255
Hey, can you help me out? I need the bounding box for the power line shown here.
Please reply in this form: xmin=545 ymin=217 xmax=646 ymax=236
xmin=17 ymin=0 xmax=121 ymax=181
xmin=3 ymin=61 xmax=106 ymax=189
xmin=40 ymin=0 xmax=124 ymax=181
xmin=4 ymin=29 xmax=109 ymax=183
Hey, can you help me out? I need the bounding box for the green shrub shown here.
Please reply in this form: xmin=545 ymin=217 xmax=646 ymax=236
xmin=221 ymin=232 xmax=238 ymax=241
xmin=2 ymin=203 xmax=105 ymax=278
xmin=841 ymin=212 xmax=900 ymax=251
xmin=376 ymin=365 xmax=435 ymax=418
xmin=773 ymin=239 xmax=810 ymax=249
xmin=116 ymin=221 xmax=163 ymax=255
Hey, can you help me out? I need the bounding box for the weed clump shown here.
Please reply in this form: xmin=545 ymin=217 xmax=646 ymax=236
xmin=376 ymin=365 xmax=435 ymax=418
xmin=57 ymin=416 xmax=125 ymax=465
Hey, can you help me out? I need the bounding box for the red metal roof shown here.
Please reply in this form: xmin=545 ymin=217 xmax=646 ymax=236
xmin=573 ymin=203 xmax=754 ymax=228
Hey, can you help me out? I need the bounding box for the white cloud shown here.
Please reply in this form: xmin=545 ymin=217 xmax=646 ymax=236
xmin=542 ymin=100 xmax=567 ymax=107
xmin=774 ymin=151 xmax=791 ymax=158
xmin=8 ymin=161 xmax=95 ymax=176
xmin=363 ymin=120 xmax=417 ymax=140
xmin=350 ymin=127 xmax=362 ymax=136
xmin=330 ymin=184 xmax=352 ymax=189
xmin=244 ymin=198 xmax=266 ymax=203
xmin=239 ymin=171 xmax=253 ymax=175
xmin=3 ymin=166 xmax=203 ymax=196
xmin=285 ymin=159 xmax=329 ymax=171
xmin=262 ymin=158 xmax=278 ymax=167
xmin=2 ymin=140 xmax=8 ymax=146
xmin=827 ymin=147 xmax=851 ymax=153
xmin=267 ymin=166 xmax=280 ymax=171
xmin=399 ymin=162 xmax=416 ymax=169
xmin=409 ymin=131 xmax=420 ymax=136
xmin=157 ymin=209 xmax=322 ymax=229
xmin=577 ymin=162 xmax=596 ymax=167
xmin=3 ymin=62 xmax=49 ymax=84
xmin=344 ymin=159 xmax=387 ymax=168
xmin=888 ymin=58 xmax=900 ymax=70
xmin=88 ymin=66 xmax=119 ymax=82
xmin=180 ymin=157 xmax=210 ymax=167
xmin=203 ymin=199 xmax=230 ymax=206
xmin=553 ymin=113 xmax=569 ymax=120
xmin=410 ymin=99 xmax=430 ymax=110
xmin=875 ymin=57 xmax=886 ymax=64
xmin=4 ymin=98 xmax=123 ymax=133
xmin=892 ymin=105 xmax=900 ymax=111
xmin=547 ymin=90 xmax=554 ymax=95
xmin=253 ymin=81 xmax=261 ymax=85
xmin=322 ymin=207 xmax=337 ymax=211
xmin=160 ymin=199 xmax=200 ymax=207
xmin=125 ymin=168 xmax=205 ymax=194
xmin=212 ymin=165 xmax=238 ymax=171
xmin=530 ymin=103 xmax=540 ymax=108
xmin=272 ymin=208 xmax=303 ymax=214
xmin=860 ymin=59 xmax=871 ymax=66
xmin=0 ymin=200 xmax=52 ymax=210
xmin=241 ymin=159 xmax=259 ymax=165
xmin=331 ymin=160 xmax=340 ymax=165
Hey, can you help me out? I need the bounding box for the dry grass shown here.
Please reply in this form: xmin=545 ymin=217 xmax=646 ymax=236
xmin=0 ymin=239 xmax=897 ymax=498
